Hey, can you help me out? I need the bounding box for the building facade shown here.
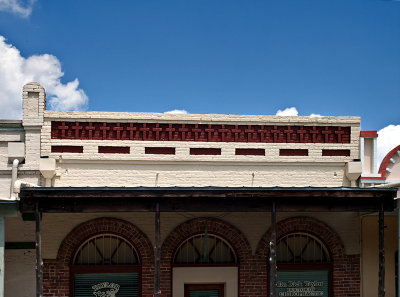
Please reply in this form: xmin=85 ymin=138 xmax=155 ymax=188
xmin=0 ymin=82 xmax=398 ymax=297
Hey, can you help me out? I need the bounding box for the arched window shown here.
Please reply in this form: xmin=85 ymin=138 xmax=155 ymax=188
xmin=73 ymin=234 xmax=139 ymax=265
xmin=71 ymin=234 xmax=141 ymax=297
xmin=277 ymin=232 xmax=330 ymax=263
xmin=276 ymin=232 xmax=331 ymax=297
xmin=173 ymin=233 xmax=237 ymax=265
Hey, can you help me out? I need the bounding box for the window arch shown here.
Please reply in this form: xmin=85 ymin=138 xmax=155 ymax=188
xmin=73 ymin=234 xmax=140 ymax=265
xmin=173 ymin=233 xmax=237 ymax=265
xmin=277 ymin=232 xmax=330 ymax=264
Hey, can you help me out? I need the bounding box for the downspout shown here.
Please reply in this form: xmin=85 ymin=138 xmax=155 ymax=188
xmin=10 ymin=159 xmax=19 ymax=199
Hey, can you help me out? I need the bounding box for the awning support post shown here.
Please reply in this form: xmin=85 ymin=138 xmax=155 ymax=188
xmin=270 ymin=201 xmax=277 ymax=297
xmin=398 ymin=199 xmax=400 ymax=297
xmin=154 ymin=202 xmax=161 ymax=297
xmin=379 ymin=201 xmax=385 ymax=297
xmin=35 ymin=203 xmax=42 ymax=297
xmin=0 ymin=216 xmax=5 ymax=297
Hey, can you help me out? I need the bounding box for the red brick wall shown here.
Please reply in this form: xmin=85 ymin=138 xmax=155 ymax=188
xmin=42 ymin=217 xmax=154 ymax=297
xmin=256 ymin=216 xmax=360 ymax=297
xmin=161 ymin=217 xmax=258 ymax=297
xmin=42 ymin=216 xmax=359 ymax=297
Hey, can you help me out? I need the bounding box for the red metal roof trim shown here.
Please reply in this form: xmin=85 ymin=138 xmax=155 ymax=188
xmin=360 ymin=131 xmax=378 ymax=137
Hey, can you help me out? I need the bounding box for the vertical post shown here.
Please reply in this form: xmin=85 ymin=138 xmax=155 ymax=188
xmin=0 ymin=216 xmax=5 ymax=297
xmin=379 ymin=202 xmax=385 ymax=297
xmin=398 ymin=199 xmax=400 ymax=297
xmin=154 ymin=202 xmax=161 ymax=297
xmin=269 ymin=201 xmax=277 ymax=297
xmin=35 ymin=203 xmax=42 ymax=297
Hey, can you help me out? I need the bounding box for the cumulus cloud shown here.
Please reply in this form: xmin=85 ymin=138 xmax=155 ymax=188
xmin=164 ymin=109 xmax=188 ymax=114
xmin=0 ymin=35 xmax=88 ymax=119
xmin=310 ymin=113 xmax=322 ymax=117
xmin=0 ymin=0 xmax=35 ymax=17
xmin=275 ymin=107 xmax=299 ymax=116
xmin=377 ymin=124 xmax=400 ymax=166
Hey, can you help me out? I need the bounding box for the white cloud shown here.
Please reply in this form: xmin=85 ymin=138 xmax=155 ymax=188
xmin=164 ymin=109 xmax=188 ymax=114
xmin=276 ymin=107 xmax=299 ymax=116
xmin=0 ymin=0 xmax=35 ymax=17
xmin=0 ymin=35 xmax=88 ymax=119
xmin=377 ymin=124 xmax=400 ymax=166
xmin=310 ymin=113 xmax=322 ymax=117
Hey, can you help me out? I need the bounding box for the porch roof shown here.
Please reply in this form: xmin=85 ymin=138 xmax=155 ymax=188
xmin=19 ymin=186 xmax=397 ymax=213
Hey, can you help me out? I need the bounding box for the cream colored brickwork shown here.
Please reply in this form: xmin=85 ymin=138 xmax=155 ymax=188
xmin=40 ymin=111 xmax=360 ymax=187
xmin=5 ymin=250 xmax=35 ymax=297
xmin=42 ymin=211 xmax=360 ymax=260
xmin=52 ymin=161 xmax=349 ymax=187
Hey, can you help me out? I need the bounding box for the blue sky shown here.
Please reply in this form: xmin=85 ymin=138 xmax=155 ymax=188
xmin=0 ymin=0 xmax=399 ymax=160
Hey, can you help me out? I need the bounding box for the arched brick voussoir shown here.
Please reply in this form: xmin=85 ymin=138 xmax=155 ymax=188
xmin=56 ymin=217 xmax=154 ymax=265
xmin=255 ymin=216 xmax=346 ymax=260
xmin=161 ymin=217 xmax=252 ymax=263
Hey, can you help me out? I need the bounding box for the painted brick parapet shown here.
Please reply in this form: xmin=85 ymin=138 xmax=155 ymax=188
xmin=51 ymin=121 xmax=351 ymax=144
xmin=43 ymin=218 xmax=154 ymax=297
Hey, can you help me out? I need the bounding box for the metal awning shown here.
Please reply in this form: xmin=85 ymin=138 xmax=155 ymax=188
xmin=19 ymin=186 xmax=397 ymax=213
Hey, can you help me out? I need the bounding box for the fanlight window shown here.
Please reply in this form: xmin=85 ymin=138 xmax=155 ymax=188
xmin=73 ymin=234 xmax=139 ymax=265
xmin=174 ymin=234 xmax=237 ymax=264
xmin=277 ymin=233 xmax=330 ymax=263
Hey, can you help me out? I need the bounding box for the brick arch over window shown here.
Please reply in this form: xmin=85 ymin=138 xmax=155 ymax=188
xmin=255 ymin=216 xmax=360 ymax=297
xmin=160 ymin=217 xmax=257 ymax=297
xmin=43 ymin=217 xmax=154 ymax=297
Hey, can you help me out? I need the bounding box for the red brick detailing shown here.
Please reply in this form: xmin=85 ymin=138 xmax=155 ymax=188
xmin=235 ymin=148 xmax=265 ymax=156
xmin=190 ymin=148 xmax=222 ymax=155
xmin=360 ymin=131 xmax=378 ymax=138
xmin=98 ymin=146 xmax=130 ymax=154
xmin=322 ymin=149 xmax=351 ymax=157
xmin=51 ymin=146 xmax=83 ymax=153
xmin=51 ymin=121 xmax=351 ymax=144
xmin=145 ymin=147 xmax=175 ymax=155
xmin=256 ymin=217 xmax=360 ymax=297
xmin=161 ymin=218 xmax=255 ymax=297
xmin=42 ymin=218 xmax=154 ymax=297
xmin=378 ymin=144 xmax=400 ymax=178
xmin=279 ymin=149 xmax=308 ymax=156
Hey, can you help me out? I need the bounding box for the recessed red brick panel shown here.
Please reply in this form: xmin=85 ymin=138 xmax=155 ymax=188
xmin=360 ymin=130 xmax=378 ymax=137
xmin=280 ymin=149 xmax=308 ymax=156
xmin=322 ymin=149 xmax=350 ymax=156
xmin=235 ymin=148 xmax=265 ymax=156
xmin=51 ymin=121 xmax=351 ymax=144
xmin=190 ymin=148 xmax=221 ymax=155
xmin=98 ymin=146 xmax=130 ymax=154
xmin=145 ymin=147 xmax=175 ymax=155
xmin=51 ymin=145 xmax=83 ymax=153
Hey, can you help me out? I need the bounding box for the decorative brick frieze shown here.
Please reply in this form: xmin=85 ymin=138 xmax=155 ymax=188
xmin=279 ymin=149 xmax=308 ymax=156
xmin=190 ymin=148 xmax=222 ymax=155
xmin=51 ymin=146 xmax=83 ymax=153
xmin=98 ymin=146 xmax=130 ymax=154
xmin=322 ymin=149 xmax=351 ymax=157
xmin=51 ymin=121 xmax=351 ymax=144
xmin=235 ymin=148 xmax=265 ymax=156
xmin=145 ymin=147 xmax=175 ymax=155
